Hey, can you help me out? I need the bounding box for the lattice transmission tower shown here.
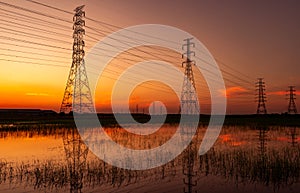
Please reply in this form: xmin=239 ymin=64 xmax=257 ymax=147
xmin=256 ymin=78 xmax=267 ymax=114
xmin=60 ymin=5 xmax=94 ymax=114
xmin=287 ymin=86 xmax=297 ymax=114
xmin=181 ymin=38 xmax=199 ymax=115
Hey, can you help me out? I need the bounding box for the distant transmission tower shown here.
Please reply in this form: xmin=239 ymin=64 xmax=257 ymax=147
xmin=287 ymin=86 xmax=297 ymax=114
xmin=60 ymin=5 xmax=94 ymax=114
xmin=256 ymin=78 xmax=267 ymax=114
xmin=181 ymin=38 xmax=199 ymax=115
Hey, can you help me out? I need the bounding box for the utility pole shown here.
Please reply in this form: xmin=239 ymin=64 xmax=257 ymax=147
xmin=287 ymin=86 xmax=297 ymax=114
xmin=256 ymin=78 xmax=267 ymax=114
xmin=181 ymin=38 xmax=199 ymax=115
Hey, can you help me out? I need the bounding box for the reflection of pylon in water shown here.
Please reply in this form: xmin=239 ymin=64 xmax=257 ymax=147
xmin=60 ymin=5 xmax=94 ymax=114
xmin=258 ymin=126 xmax=268 ymax=158
xmin=63 ymin=129 xmax=88 ymax=193
xmin=181 ymin=38 xmax=199 ymax=115
xmin=289 ymin=127 xmax=297 ymax=147
xmin=182 ymin=142 xmax=197 ymax=193
xmin=181 ymin=124 xmax=197 ymax=193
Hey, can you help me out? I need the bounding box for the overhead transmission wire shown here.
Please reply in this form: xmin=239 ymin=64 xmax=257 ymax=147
xmin=0 ymin=23 xmax=244 ymax=95
xmin=0 ymin=53 xmax=68 ymax=63
xmin=0 ymin=30 xmax=186 ymax=90
xmin=22 ymin=0 xmax=273 ymax=102
xmin=194 ymin=48 xmax=254 ymax=86
xmin=0 ymin=11 xmax=71 ymax=32
xmin=20 ymin=0 xmax=251 ymax=80
xmin=0 ymin=8 xmax=211 ymax=90
xmin=0 ymin=41 xmax=70 ymax=55
xmin=0 ymin=26 xmax=190 ymax=95
xmin=0 ymin=20 xmax=71 ymax=39
xmin=1 ymin=1 xmax=255 ymax=96
xmin=9 ymin=0 xmax=254 ymax=87
xmin=0 ymin=58 xmax=68 ymax=68
xmin=0 ymin=11 xmax=179 ymax=63
xmin=0 ymin=40 xmax=192 ymax=92
xmin=0 ymin=5 xmax=179 ymax=65
xmin=0 ymin=56 xmax=184 ymax=97
xmin=0 ymin=7 xmax=181 ymax=58
xmin=0 ymin=5 xmax=178 ymax=96
xmin=0 ymin=11 xmax=234 ymax=101
xmin=24 ymin=0 xmax=181 ymax=47
xmin=84 ymin=26 xmax=236 ymax=87
xmin=1 ymin=0 xmax=237 ymax=82
xmin=0 ymin=28 xmax=71 ymax=45
xmin=0 ymin=48 xmax=69 ymax=59
xmin=0 ymin=39 xmax=240 ymax=98
xmin=86 ymin=28 xmax=255 ymax=98
xmin=0 ymin=53 xmax=177 ymax=97
xmin=86 ymin=22 xmax=257 ymax=89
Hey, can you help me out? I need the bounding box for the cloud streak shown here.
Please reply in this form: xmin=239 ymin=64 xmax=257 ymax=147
xmin=221 ymin=86 xmax=249 ymax=98
xmin=25 ymin=93 xmax=50 ymax=96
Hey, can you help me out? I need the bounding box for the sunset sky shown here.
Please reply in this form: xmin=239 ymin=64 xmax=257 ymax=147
xmin=0 ymin=0 xmax=299 ymax=114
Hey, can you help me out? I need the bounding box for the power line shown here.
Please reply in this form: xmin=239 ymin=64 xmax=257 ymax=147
xmin=25 ymin=0 xmax=73 ymax=14
xmin=0 ymin=53 xmax=68 ymax=63
xmin=20 ymin=0 xmax=260 ymax=91
xmin=0 ymin=41 xmax=71 ymax=54
xmin=0 ymin=7 xmax=71 ymax=30
xmin=0 ymin=47 xmax=69 ymax=59
xmin=3 ymin=0 xmax=254 ymax=90
xmin=0 ymin=1 xmax=70 ymax=23
xmin=0 ymin=36 xmax=71 ymax=50
xmin=0 ymin=0 xmax=260 ymax=101
xmin=0 ymin=58 xmax=68 ymax=68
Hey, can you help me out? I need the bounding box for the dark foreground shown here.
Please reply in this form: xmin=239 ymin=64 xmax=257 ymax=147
xmin=0 ymin=109 xmax=299 ymax=129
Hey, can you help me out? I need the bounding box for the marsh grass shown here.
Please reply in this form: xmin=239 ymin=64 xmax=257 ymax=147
xmin=198 ymin=145 xmax=300 ymax=191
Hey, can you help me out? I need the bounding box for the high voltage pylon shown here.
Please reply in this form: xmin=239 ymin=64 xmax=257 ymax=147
xmin=181 ymin=38 xmax=199 ymax=115
xmin=60 ymin=5 xmax=94 ymax=114
xmin=256 ymin=78 xmax=267 ymax=114
xmin=287 ymin=86 xmax=297 ymax=114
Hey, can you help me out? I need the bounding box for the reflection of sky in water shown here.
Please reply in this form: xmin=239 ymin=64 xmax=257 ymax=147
xmin=0 ymin=126 xmax=298 ymax=163
xmin=0 ymin=126 xmax=299 ymax=193
xmin=0 ymin=134 xmax=65 ymax=163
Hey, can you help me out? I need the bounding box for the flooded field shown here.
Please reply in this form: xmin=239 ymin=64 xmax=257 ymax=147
xmin=0 ymin=125 xmax=299 ymax=193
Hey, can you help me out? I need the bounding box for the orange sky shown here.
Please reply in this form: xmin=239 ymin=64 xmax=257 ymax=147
xmin=0 ymin=0 xmax=299 ymax=114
